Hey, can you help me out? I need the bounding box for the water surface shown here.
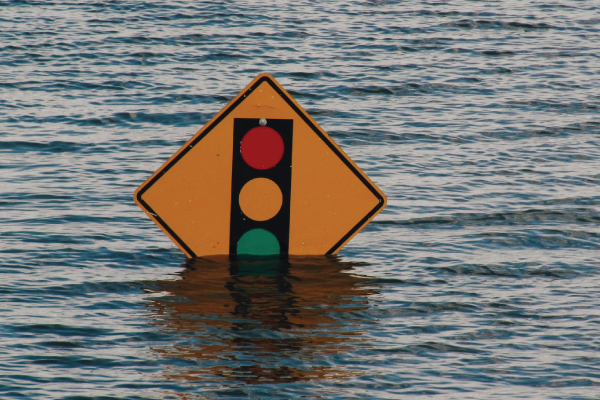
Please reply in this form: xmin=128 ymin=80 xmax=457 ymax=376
xmin=1 ymin=1 xmax=600 ymax=399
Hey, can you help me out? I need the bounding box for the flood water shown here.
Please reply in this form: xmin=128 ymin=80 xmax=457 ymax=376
xmin=1 ymin=1 xmax=600 ymax=399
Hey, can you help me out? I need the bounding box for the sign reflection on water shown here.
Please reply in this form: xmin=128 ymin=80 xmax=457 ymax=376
xmin=146 ymin=257 xmax=378 ymax=384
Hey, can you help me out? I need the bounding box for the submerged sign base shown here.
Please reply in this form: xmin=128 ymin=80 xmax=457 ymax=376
xmin=134 ymin=73 xmax=386 ymax=258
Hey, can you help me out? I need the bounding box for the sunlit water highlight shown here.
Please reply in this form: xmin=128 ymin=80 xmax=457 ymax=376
xmin=1 ymin=1 xmax=600 ymax=399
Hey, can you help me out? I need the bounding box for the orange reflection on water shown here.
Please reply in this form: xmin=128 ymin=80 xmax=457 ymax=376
xmin=147 ymin=256 xmax=377 ymax=385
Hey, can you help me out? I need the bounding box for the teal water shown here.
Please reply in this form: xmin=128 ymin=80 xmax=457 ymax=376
xmin=1 ymin=1 xmax=600 ymax=399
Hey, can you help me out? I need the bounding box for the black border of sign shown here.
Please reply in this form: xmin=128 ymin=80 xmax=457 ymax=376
xmin=136 ymin=75 xmax=386 ymax=258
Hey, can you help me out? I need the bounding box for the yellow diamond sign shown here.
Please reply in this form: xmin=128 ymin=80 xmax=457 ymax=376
xmin=134 ymin=73 xmax=386 ymax=258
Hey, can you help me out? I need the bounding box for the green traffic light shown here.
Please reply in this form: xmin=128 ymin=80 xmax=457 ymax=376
xmin=236 ymin=228 xmax=280 ymax=256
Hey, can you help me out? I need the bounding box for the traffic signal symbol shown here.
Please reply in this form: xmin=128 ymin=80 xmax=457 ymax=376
xmin=230 ymin=118 xmax=293 ymax=257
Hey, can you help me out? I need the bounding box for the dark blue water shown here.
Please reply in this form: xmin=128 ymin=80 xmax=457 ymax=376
xmin=2 ymin=1 xmax=600 ymax=399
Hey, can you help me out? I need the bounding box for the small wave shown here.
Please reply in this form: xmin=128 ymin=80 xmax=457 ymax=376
xmin=444 ymin=19 xmax=556 ymax=30
xmin=0 ymin=140 xmax=85 ymax=153
xmin=482 ymin=121 xmax=600 ymax=140
xmin=479 ymin=50 xmax=516 ymax=56
xmin=436 ymin=263 xmax=581 ymax=278
xmin=374 ymin=209 xmax=600 ymax=228
xmin=10 ymin=323 xmax=112 ymax=336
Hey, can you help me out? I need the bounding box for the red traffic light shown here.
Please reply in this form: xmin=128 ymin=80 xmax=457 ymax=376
xmin=240 ymin=126 xmax=284 ymax=170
